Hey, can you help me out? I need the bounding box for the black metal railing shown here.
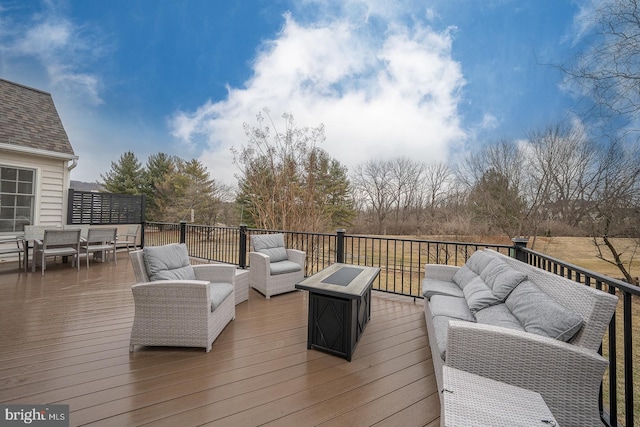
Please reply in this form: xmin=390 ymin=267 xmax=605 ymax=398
xmin=144 ymin=221 xmax=511 ymax=298
xmin=520 ymin=248 xmax=638 ymax=427
xmin=142 ymin=221 xmax=636 ymax=426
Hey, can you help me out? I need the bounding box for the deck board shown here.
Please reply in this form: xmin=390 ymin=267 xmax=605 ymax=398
xmin=0 ymin=254 xmax=439 ymax=426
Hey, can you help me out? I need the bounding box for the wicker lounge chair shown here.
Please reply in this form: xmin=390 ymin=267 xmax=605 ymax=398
xmin=129 ymin=244 xmax=235 ymax=352
xmin=249 ymin=233 xmax=305 ymax=299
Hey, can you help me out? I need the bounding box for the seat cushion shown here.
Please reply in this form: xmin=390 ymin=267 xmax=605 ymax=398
xmin=422 ymin=278 xmax=464 ymax=299
xmin=210 ymin=282 xmax=233 ymax=311
xmin=143 ymin=244 xmax=196 ymax=281
xmin=429 ymin=295 xmax=476 ymax=321
xmin=252 ymin=234 xmax=288 ymax=263
xmin=475 ymin=303 xmax=525 ymax=332
xmin=269 ymin=260 xmax=302 ymax=275
xmin=505 ymin=280 xmax=584 ymax=342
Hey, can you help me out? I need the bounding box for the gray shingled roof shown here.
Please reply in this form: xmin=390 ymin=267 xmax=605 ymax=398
xmin=0 ymin=78 xmax=75 ymax=156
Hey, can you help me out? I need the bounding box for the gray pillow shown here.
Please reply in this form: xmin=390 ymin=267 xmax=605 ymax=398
xmin=452 ymin=265 xmax=479 ymax=289
xmin=462 ymin=276 xmax=500 ymax=312
xmin=251 ymin=234 xmax=288 ymax=263
xmin=479 ymin=259 xmax=527 ymax=301
xmin=505 ymin=280 xmax=584 ymax=342
xmin=143 ymin=243 xmax=196 ymax=281
xmin=465 ymin=251 xmax=494 ymax=275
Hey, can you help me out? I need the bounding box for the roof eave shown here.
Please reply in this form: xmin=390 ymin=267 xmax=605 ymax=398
xmin=0 ymin=142 xmax=79 ymax=162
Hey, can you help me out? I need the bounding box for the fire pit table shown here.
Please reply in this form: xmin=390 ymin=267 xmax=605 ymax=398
xmin=295 ymin=263 xmax=380 ymax=361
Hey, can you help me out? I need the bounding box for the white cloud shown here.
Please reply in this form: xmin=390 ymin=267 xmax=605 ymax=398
xmin=170 ymin=3 xmax=466 ymax=186
xmin=0 ymin=5 xmax=105 ymax=105
xmin=480 ymin=113 xmax=499 ymax=130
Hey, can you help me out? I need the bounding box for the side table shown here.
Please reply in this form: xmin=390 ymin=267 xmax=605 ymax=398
xmin=441 ymin=366 xmax=558 ymax=426
xmin=234 ymin=269 xmax=249 ymax=305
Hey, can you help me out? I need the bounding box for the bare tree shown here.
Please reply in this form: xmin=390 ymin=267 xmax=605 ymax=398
xmin=457 ymin=139 xmax=529 ymax=238
xmin=589 ymin=138 xmax=640 ymax=282
xmin=351 ymin=159 xmax=395 ymax=235
xmin=562 ymin=0 xmax=640 ymax=131
xmin=234 ymin=109 xmax=354 ymax=232
xmin=526 ymin=122 xmax=600 ymax=229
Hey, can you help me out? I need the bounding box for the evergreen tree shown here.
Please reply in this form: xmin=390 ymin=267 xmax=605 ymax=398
xmin=156 ymin=158 xmax=225 ymax=224
xmin=100 ymin=151 xmax=145 ymax=194
xmin=144 ymin=153 xmax=177 ymax=221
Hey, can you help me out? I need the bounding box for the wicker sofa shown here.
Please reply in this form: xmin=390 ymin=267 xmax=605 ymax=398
xmin=423 ymin=249 xmax=618 ymax=426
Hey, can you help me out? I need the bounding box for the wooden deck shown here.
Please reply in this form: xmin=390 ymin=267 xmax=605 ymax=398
xmin=0 ymin=253 xmax=440 ymax=426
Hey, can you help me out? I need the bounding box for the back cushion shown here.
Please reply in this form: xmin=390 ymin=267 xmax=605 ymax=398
xmin=462 ymin=276 xmax=500 ymax=312
xmin=465 ymin=251 xmax=494 ymax=275
xmin=143 ymin=244 xmax=196 ymax=281
xmin=252 ymin=234 xmax=288 ymax=263
xmin=506 ymin=280 xmax=584 ymax=342
xmin=479 ymin=259 xmax=527 ymax=301
xmin=452 ymin=265 xmax=478 ymax=289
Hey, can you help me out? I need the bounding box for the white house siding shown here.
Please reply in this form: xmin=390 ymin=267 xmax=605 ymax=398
xmin=1 ymin=150 xmax=70 ymax=227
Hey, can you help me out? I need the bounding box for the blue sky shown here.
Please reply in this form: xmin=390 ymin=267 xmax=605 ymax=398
xmin=0 ymin=0 xmax=593 ymax=186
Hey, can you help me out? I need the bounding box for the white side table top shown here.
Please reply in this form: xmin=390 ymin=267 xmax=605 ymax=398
xmin=442 ymin=366 xmax=558 ymax=427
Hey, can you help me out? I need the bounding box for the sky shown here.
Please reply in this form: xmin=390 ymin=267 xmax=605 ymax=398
xmin=0 ymin=0 xmax=597 ymax=187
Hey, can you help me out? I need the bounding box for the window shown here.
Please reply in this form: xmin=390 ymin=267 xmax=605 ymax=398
xmin=0 ymin=166 xmax=35 ymax=233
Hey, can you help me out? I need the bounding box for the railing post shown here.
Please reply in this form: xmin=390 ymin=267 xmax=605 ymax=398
xmin=179 ymin=221 xmax=187 ymax=244
xmin=67 ymin=188 xmax=74 ymax=225
xmin=511 ymin=237 xmax=529 ymax=262
xmin=239 ymin=224 xmax=248 ymax=268
xmin=336 ymin=229 xmax=346 ymax=263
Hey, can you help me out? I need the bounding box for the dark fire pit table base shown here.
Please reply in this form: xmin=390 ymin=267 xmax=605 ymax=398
xmin=295 ymin=263 xmax=381 ymax=361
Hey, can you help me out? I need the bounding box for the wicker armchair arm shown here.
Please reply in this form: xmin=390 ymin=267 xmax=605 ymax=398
xmin=131 ymin=280 xmax=211 ymax=311
xmin=446 ymin=320 xmax=607 ymax=426
xmin=286 ymin=249 xmax=305 ymax=267
xmin=424 ymin=264 xmax=459 ymax=281
xmin=249 ymin=252 xmax=270 ymax=279
xmin=193 ymin=263 xmax=236 ymax=283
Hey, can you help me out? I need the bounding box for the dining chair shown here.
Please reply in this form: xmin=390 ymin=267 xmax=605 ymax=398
xmin=33 ymin=229 xmax=81 ymax=276
xmin=81 ymin=227 xmax=118 ymax=269
xmin=0 ymin=236 xmax=23 ymax=269
xmin=23 ymin=225 xmax=60 ymax=272
xmin=116 ymin=224 xmax=140 ymax=251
